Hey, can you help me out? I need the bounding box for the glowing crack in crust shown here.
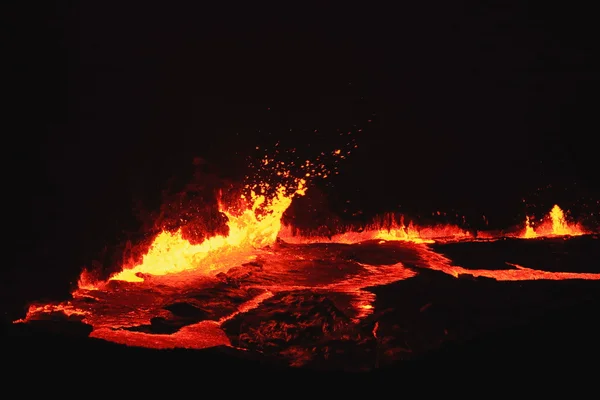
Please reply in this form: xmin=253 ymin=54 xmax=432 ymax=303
xmin=16 ymin=146 xmax=599 ymax=354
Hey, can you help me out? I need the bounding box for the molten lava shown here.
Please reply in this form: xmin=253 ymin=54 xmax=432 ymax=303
xmin=519 ymin=204 xmax=586 ymax=239
xmin=109 ymin=180 xmax=307 ymax=284
xmin=278 ymin=217 xmax=472 ymax=245
xmin=16 ymin=145 xmax=599 ymax=367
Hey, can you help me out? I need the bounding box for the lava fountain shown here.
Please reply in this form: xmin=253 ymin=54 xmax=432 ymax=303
xmin=520 ymin=204 xmax=587 ymax=239
xmin=15 ymin=143 xmax=600 ymax=367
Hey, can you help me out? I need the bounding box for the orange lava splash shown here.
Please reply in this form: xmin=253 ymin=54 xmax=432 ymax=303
xmin=519 ymin=204 xmax=587 ymax=239
xmin=279 ymin=214 xmax=472 ymax=245
xmin=13 ymin=143 xmax=600 ymax=360
xmin=108 ymin=180 xmax=307 ymax=283
xmin=91 ymin=146 xmax=356 ymax=286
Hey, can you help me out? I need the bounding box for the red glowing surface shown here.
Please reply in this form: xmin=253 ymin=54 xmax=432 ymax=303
xmin=17 ymin=146 xmax=599 ymax=358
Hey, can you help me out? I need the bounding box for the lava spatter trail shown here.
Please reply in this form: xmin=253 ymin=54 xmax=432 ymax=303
xmin=15 ymin=143 xmax=600 ymax=367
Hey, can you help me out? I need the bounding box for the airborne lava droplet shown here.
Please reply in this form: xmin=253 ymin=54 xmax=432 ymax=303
xmin=16 ymin=140 xmax=600 ymax=364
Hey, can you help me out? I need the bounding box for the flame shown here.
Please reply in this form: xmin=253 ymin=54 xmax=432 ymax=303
xmin=519 ymin=205 xmax=586 ymax=239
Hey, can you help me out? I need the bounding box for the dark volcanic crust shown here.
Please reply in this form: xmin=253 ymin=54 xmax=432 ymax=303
xmin=11 ymin=236 xmax=600 ymax=371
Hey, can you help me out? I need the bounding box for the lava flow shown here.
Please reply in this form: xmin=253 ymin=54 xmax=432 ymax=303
xmin=16 ymin=146 xmax=600 ymax=365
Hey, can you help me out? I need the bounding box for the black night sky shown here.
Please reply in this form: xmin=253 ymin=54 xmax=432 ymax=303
xmin=5 ymin=3 xmax=598 ymax=311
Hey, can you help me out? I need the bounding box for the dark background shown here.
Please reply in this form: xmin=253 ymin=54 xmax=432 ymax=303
xmin=4 ymin=2 xmax=598 ymax=314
